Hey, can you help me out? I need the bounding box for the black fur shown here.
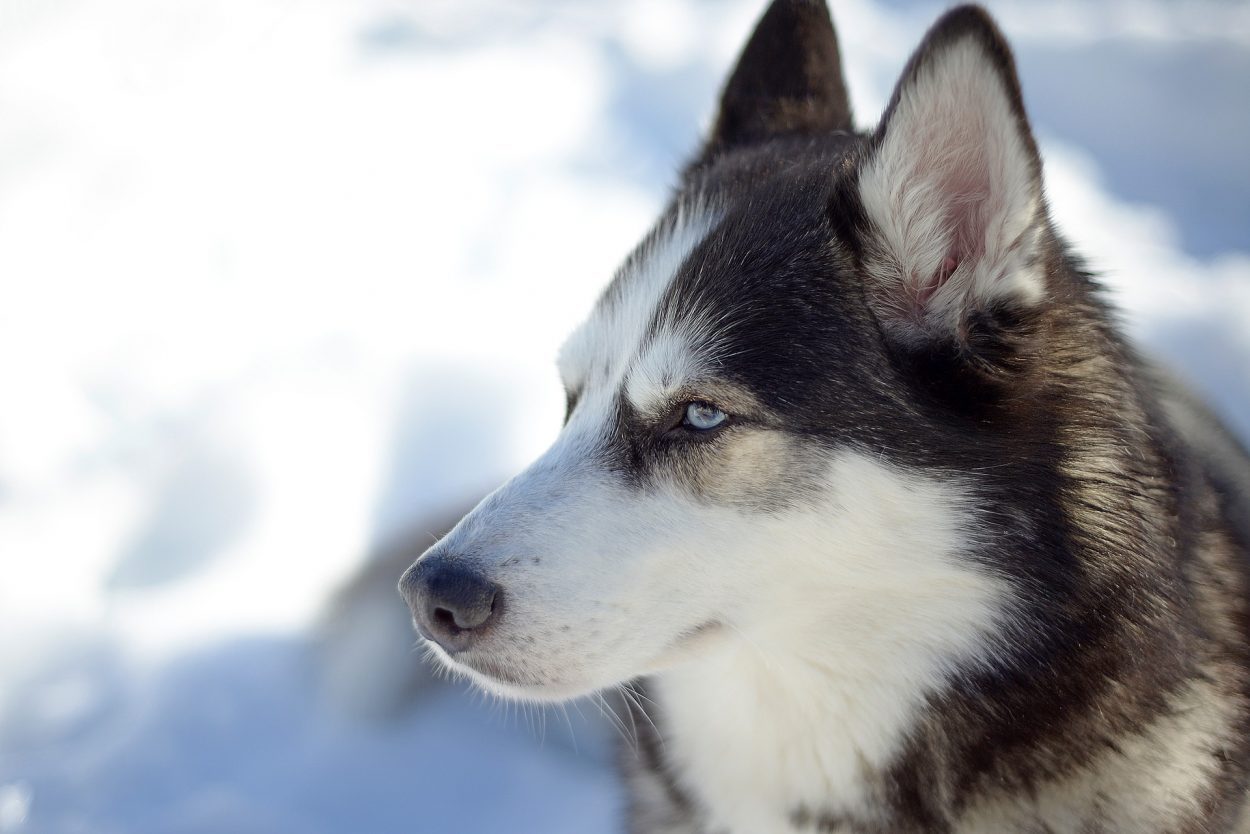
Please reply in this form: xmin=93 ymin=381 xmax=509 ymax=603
xmin=698 ymin=0 xmax=852 ymax=161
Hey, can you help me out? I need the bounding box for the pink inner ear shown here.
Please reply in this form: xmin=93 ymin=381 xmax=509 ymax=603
xmin=862 ymin=33 xmax=1045 ymax=337
xmin=915 ymin=162 xmax=989 ymax=307
xmin=914 ymin=254 xmax=961 ymax=308
xmin=915 ymin=258 xmax=950 ymax=308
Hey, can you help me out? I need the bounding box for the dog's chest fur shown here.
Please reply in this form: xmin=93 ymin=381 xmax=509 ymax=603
xmin=655 ymin=653 xmax=893 ymax=833
xmin=628 ymin=565 xmax=1250 ymax=834
xmin=652 ymin=649 xmax=943 ymax=834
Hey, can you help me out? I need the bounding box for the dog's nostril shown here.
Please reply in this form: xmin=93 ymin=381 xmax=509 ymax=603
xmin=433 ymin=606 xmax=461 ymax=634
xmin=400 ymin=557 xmax=503 ymax=652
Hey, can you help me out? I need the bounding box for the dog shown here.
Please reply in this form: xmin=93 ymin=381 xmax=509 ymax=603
xmin=399 ymin=2 xmax=1250 ymax=831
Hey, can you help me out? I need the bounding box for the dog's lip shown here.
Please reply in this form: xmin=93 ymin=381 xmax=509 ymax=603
xmin=465 ymin=654 xmax=546 ymax=686
xmin=421 ymin=620 xmax=731 ymax=696
xmin=426 ymin=640 xmax=552 ymax=688
xmin=643 ymin=619 xmax=728 ymax=675
xmin=412 ymin=617 xmax=434 ymax=644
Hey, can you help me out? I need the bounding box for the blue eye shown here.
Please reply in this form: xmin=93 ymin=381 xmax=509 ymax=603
xmin=683 ymin=402 xmax=727 ymax=431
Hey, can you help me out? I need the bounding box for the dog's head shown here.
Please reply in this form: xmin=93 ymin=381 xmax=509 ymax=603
xmin=402 ymin=2 xmax=1055 ymax=701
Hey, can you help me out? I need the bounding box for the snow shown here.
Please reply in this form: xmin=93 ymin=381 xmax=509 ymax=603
xmin=0 ymin=1 xmax=1247 ymax=832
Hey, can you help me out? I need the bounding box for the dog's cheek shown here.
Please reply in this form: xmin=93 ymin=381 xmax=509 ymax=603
xmin=685 ymin=430 xmax=823 ymax=511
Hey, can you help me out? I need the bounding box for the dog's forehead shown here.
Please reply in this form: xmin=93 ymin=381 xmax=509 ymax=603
xmin=558 ymin=140 xmax=864 ymax=418
xmin=557 ymin=198 xmax=722 ymax=406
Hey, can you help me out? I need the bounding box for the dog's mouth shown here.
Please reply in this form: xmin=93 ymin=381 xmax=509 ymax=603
xmin=648 ymin=619 xmax=728 ymax=671
xmin=424 ymin=640 xmax=602 ymax=702
xmin=454 ymin=652 xmax=547 ymax=687
xmin=423 ymin=619 xmax=730 ymax=701
xmin=425 ymin=641 xmax=551 ymax=688
xmin=679 ymin=619 xmax=725 ymax=642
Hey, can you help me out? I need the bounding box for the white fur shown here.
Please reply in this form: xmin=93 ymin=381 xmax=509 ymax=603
xmin=656 ymin=452 xmax=1010 ymax=833
xmin=624 ymin=329 xmax=707 ymax=417
xmin=858 ymin=37 xmax=1043 ymax=342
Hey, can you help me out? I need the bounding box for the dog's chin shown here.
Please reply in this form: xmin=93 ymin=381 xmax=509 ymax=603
xmin=425 ymin=642 xmax=602 ymax=703
xmin=424 ymin=621 xmax=729 ymax=704
xmin=462 ymin=669 xmax=600 ymax=704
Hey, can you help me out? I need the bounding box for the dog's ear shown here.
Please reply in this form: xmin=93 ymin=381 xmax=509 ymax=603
xmin=855 ymin=6 xmax=1046 ymax=355
xmin=699 ymin=0 xmax=852 ymax=159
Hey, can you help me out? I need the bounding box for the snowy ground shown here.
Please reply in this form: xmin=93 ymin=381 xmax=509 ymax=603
xmin=0 ymin=1 xmax=1247 ymax=832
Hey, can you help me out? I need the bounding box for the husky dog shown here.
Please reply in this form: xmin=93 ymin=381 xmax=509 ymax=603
xmin=399 ymin=2 xmax=1250 ymax=831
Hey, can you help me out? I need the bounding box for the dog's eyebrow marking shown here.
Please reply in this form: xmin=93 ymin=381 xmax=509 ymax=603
xmin=557 ymin=198 xmax=721 ymax=397
xmin=625 ymin=330 xmax=705 ymax=415
xmin=627 ymin=374 xmax=770 ymax=429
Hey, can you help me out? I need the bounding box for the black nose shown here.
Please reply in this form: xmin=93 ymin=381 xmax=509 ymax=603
xmin=399 ymin=557 xmax=502 ymax=653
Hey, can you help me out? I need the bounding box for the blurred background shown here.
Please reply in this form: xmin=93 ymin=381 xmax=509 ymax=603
xmin=0 ymin=0 xmax=1247 ymax=831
